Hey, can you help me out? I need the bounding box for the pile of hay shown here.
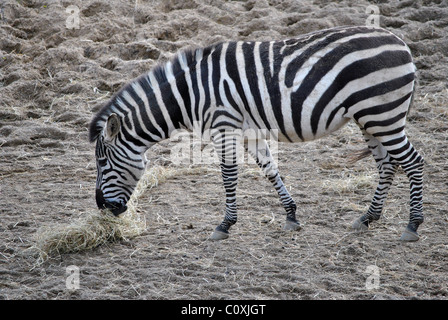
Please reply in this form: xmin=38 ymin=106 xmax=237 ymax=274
xmin=29 ymin=166 xmax=208 ymax=264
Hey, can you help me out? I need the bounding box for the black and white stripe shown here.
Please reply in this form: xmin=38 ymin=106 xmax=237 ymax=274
xmin=90 ymin=26 xmax=424 ymax=241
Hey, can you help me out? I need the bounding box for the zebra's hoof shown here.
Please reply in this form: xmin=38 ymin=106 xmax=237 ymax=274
xmin=283 ymin=219 xmax=301 ymax=231
xmin=400 ymin=227 xmax=419 ymax=242
xmin=210 ymin=229 xmax=229 ymax=240
xmin=351 ymin=217 xmax=369 ymax=232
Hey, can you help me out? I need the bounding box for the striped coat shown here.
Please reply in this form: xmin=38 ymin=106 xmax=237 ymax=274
xmin=90 ymin=26 xmax=424 ymax=241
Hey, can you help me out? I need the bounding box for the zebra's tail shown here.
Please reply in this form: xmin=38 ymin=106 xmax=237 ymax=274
xmin=347 ymin=148 xmax=371 ymax=164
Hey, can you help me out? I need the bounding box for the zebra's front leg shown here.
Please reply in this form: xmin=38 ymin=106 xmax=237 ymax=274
xmin=210 ymin=162 xmax=239 ymax=240
xmin=210 ymin=130 xmax=240 ymax=240
xmin=247 ymin=139 xmax=301 ymax=232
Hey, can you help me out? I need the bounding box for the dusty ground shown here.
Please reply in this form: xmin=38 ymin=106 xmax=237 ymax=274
xmin=1 ymin=0 xmax=447 ymax=300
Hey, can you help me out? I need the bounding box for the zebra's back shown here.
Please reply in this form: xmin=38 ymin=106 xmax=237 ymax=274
xmin=216 ymin=26 xmax=415 ymax=143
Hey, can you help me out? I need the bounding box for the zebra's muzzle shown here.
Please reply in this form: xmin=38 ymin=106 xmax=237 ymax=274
xmin=95 ymin=189 xmax=128 ymax=216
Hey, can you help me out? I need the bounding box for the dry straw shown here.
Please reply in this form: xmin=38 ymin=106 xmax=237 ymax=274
xmin=29 ymin=166 xmax=209 ymax=265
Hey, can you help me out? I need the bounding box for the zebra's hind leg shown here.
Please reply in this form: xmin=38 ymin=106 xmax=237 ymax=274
xmin=246 ymin=138 xmax=301 ymax=232
xmin=352 ymin=130 xmax=398 ymax=232
xmin=391 ymin=142 xmax=424 ymax=241
xmin=354 ymin=128 xmax=424 ymax=241
xmin=381 ymin=137 xmax=424 ymax=241
xmin=371 ymin=127 xmax=424 ymax=241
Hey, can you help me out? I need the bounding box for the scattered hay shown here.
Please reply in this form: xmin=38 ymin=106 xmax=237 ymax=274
xmin=28 ymin=165 xmax=210 ymax=265
xmin=31 ymin=209 xmax=142 ymax=265
xmin=324 ymin=171 xmax=376 ymax=195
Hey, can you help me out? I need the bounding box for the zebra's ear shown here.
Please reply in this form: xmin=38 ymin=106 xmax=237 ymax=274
xmin=105 ymin=113 xmax=120 ymax=141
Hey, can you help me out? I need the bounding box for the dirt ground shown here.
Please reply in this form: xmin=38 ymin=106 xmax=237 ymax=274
xmin=1 ymin=0 xmax=447 ymax=300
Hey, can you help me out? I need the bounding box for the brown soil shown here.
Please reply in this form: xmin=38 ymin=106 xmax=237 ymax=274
xmin=1 ymin=0 xmax=447 ymax=300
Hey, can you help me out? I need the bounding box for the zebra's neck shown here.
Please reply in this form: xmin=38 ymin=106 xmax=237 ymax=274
xmin=113 ymin=48 xmax=207 ymax=151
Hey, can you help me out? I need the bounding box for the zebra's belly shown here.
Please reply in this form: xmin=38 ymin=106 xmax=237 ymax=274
xmin=241 ymin=105 xmax=350 ymax=144
xmin=282 ymin=106 xmax=351 ymax=143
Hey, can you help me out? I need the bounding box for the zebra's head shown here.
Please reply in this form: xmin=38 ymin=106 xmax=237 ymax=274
xmin=91 ymin=113 xmax=147 ymax=216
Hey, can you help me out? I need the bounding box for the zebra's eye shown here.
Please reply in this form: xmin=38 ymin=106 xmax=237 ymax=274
xmin=98 ymin=158 xmax=108 ymax=167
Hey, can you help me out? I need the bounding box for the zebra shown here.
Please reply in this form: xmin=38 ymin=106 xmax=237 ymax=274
xmin=89 ymin=25 xmax=424 ymax=242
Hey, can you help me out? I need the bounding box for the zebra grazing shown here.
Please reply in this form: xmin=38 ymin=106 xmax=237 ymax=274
xmin=89 ymin=26 xmax=424 ymax=242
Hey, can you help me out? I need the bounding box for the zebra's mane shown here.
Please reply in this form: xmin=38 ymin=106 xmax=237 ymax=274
xmin=88 ymin=46 xmax=201 ymax=143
